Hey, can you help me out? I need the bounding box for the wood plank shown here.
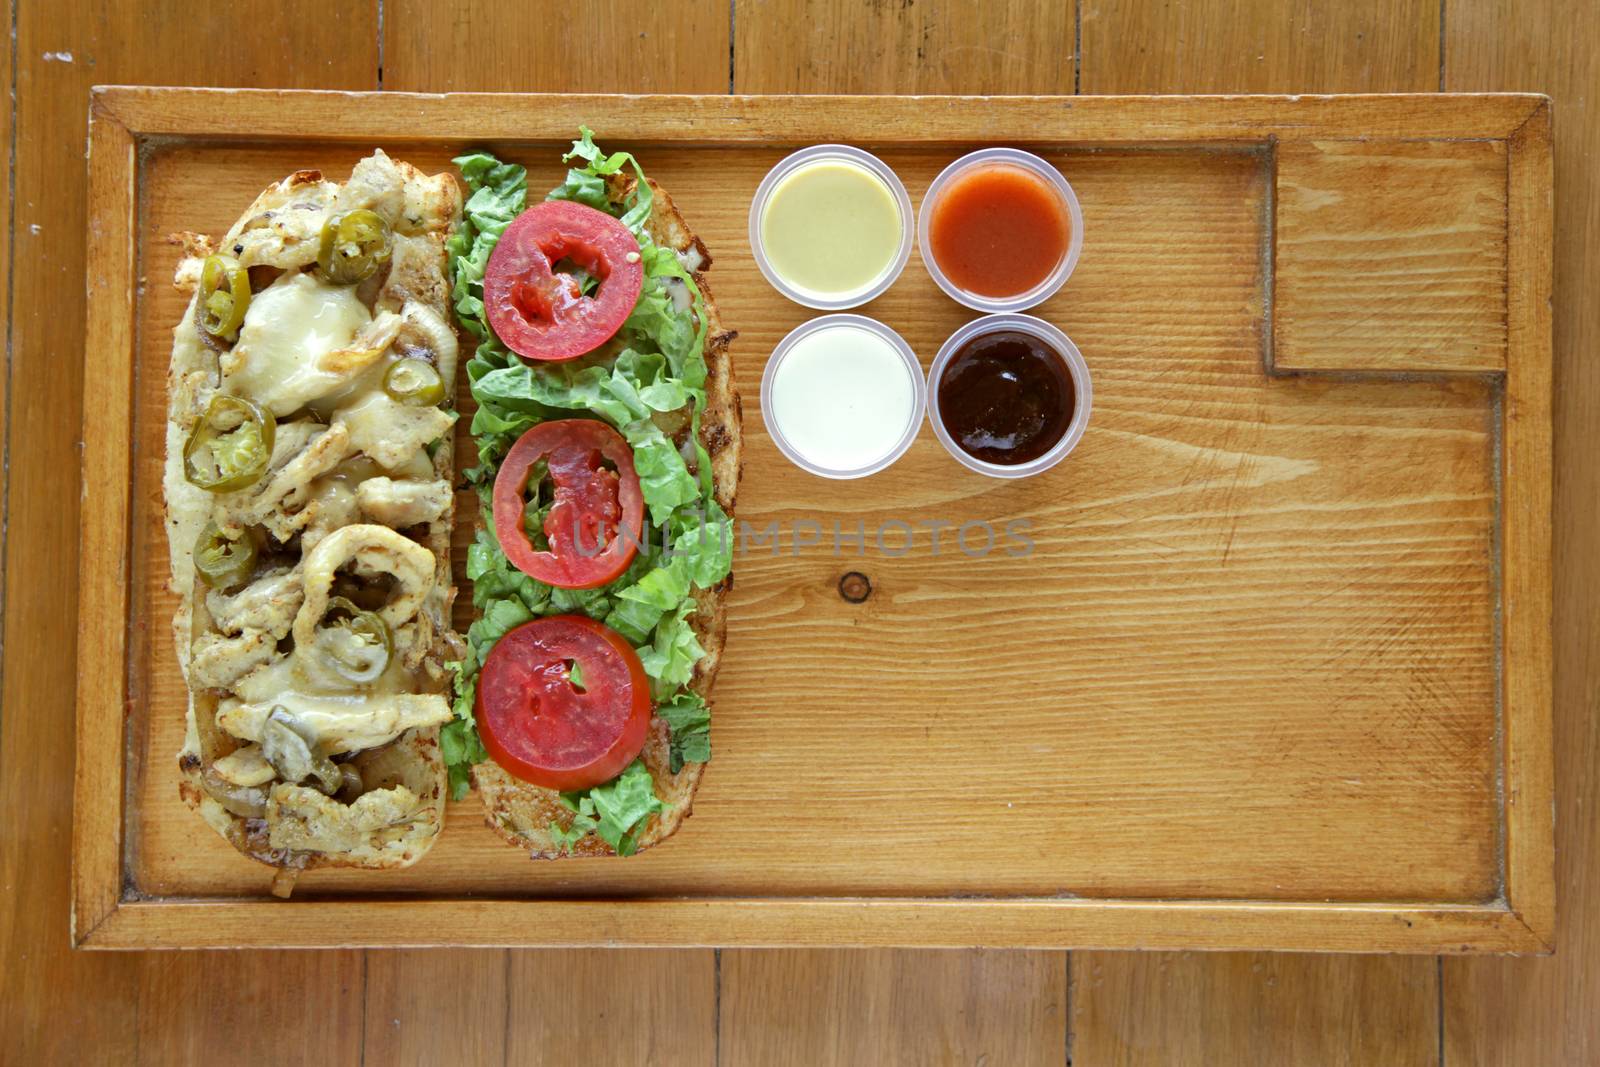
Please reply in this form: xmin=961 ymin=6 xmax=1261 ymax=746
xmin=364 ymin=950 xmax=508 ymax=1065
xmin=0 ymin=0 xmax=11 ymax=655
xmin=91 ymin=88 xmax=1542 ymax=144
xmin=74 ymin=97 xmax=137 ymax=944
xmin=721 ymin=949 xmax=1066 ymax=1066
xmin=1075 ymin=5 xmax=1447 ymax=1065
xmin=0 ymin=1 xmax=376 ymax=1063
xmin=1072 ymin=953 xmax=1439 ymax=1067
xmin=80 ymin=899 xmax=1549 ymax=954
xmin=732 ymin=0 xmax=1074 ymax=93
xmin=1079 ymin=0 xmax=1439 ymax=93
xmin=1444 ymin=0 xmax=1600 ymax=1059
xmin=505 ymin=950 xmax=716 ymax=1065
xmin=1496 ymin=103 xmax=1556 ymax=947
xmin=1273 ymin=138 xmax=1509 ymax=374
xmin=134 ymin=951 xmax=364 ymax=1065
xmin=382 ymin=0 xmax=729 ymax=93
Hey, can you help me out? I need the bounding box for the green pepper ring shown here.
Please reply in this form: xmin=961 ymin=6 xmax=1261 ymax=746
xmin=316 ymin=596 xmax=395 ymax=685
xmin=182 ymin=395 xmax=277 ymax=493
xmin=198 ymin=254 xmax=252 ymax=340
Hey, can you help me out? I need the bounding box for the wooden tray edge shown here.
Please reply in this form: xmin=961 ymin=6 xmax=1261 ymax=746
xmin=75 ymin=897 xmax=1551 ymax=955
xmin=71 ymin=88 xmax=1556 ymax=954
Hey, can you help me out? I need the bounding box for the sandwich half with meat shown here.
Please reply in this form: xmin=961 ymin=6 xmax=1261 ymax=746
xmin=165 ymin=151 xmax=463 ymax=871
xmin=446 ymin=131 xmax=740 ymax=856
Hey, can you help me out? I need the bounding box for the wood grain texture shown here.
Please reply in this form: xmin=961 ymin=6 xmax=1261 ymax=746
xmin=383 ymin=0 xmax=730 ymax=93
xmin=73 ymin=99 xmax=136 ymax=942
xmin=1080 ymin=0 xmax=1440 ymax=93
xmin=1072 ymin=953 xmax=1439 ymax=1066
xmin=1274 ymin=138 xmax=1509 ymax=374
xmin=506 ymin=950 xmax=716 ymax=1065
xmin=91 ymin=87 xmax=1543 ymax=143
xmin=0 ymin=4 xmax=1584 ymax=1067
xmin=0 ymin=1 xmax=376 ymax=1063
xmin=721 ymin=949 xmax=1066 ymax=1066
xmin=364 ymin=950 xmax=508 ymax=1064
xmin=1074 ymin=7 xmax=1457 ymax=1066
xmin=1444 ymin=0 xmax=1600 ymax=1060
xmin=134 ymin=951 xmax=364 ymax=1065
xmin=732 ymin=0 xmax=1074 ymax=93
xmin=101 ymin=124 xmax=1514 ymax=930
xmin=0 ymin=0 xmax=11 ymax=653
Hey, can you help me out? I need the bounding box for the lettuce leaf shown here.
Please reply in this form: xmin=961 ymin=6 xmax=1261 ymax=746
xmin=447 ymin=135 xmax=729 ymax=842
xmin=446 ymin=154 xmax=526 ymax=341
xmin=441 ymin=661 xmax=489 ymax=800
xmin=550 ymin=760 xmax=666 ymax=856
xmin=659 ymin=691 xmax=712 ymax=774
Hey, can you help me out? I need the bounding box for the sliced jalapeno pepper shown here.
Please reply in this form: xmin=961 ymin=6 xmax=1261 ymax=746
xmin=194 ymin=521 xmax=258 ymax=591
xmin=198 ymin=254 xmax=251 ymax=340
xmin=318 ymin=208 xmax=392 ymax=285
xmin=261 ymin=706 xmax=342 ymax=793
xmin=382 ymin=357 xmax=446 ymax=407
xmin=315 ymin=596 xmax=394 ymax=685
xmin=183 ymin=395 xmax=276 ymax=493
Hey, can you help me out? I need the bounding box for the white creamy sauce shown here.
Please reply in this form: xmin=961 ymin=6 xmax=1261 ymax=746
xmin=770 ymin=324 xmax=915 ymax=472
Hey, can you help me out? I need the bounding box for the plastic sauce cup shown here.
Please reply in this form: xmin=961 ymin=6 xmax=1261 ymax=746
xmin=918 ymin=148 xmax=1084 ymax=313
xmin=750 ymin=146 xmax=915 ymax=310
xmin=926 ymin=314 xmax=1092 ymax=479
xmin=761 ymin=314 xmax=925 ymax=479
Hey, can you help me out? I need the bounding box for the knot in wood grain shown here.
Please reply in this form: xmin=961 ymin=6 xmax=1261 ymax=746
xmin=838 ymin=571 xmax=872 ymax=603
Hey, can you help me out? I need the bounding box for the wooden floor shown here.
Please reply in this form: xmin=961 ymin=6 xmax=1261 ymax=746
xmin=2 ymin=0 xmax=1593 ymax=1063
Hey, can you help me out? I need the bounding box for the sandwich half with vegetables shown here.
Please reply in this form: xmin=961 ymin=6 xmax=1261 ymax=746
xmin=446 ymin=131 xmax=739 ymax=857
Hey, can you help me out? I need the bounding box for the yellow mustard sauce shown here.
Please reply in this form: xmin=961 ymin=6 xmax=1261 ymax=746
xmin=759 ymin=160 xmax=901 ymax=298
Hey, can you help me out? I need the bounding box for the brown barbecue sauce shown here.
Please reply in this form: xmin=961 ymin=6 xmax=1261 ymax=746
xmin=937 ymin=330 xmax=1074 ymax=465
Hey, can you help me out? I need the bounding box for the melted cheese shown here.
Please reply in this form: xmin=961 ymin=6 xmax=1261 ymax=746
xmin=225 ymin=652 xmax=449 ymax=753
xmin=217 ymin=692 xmax=451 ymax=755
xmin=222 ymin=273 xmax=372 ymax=416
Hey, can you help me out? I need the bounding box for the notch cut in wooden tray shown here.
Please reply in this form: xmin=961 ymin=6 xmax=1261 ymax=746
xmin=76 ymin=90 xmax=1552 ymax=952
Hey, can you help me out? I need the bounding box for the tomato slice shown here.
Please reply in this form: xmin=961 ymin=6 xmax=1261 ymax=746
xmin=484 ymin=200 xmax=645 ymax=362
xmin=475 ymin=615 xmax=653 ymax=791
xmin=494 ymin=419 xmax=645 ymax=590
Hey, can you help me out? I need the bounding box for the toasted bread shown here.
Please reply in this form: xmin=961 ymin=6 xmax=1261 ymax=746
xmin=167 ymin=151 xmax=463 ymax=872
xmin=473 ymin=176 xmax=741 ymax=857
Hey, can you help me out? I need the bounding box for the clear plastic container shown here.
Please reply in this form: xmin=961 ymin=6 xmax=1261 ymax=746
xmin=917 ymin=147 xmax=1084 ymax=313
xmin=926 ymin=314 xmax=1092 ymax=479
xmin=749 ymin=145 xmax=915 ymax=310
xmin=761 ymin=314 xmax=925 ymax=479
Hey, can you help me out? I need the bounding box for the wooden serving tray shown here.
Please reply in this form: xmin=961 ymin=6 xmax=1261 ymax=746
xmin=75 ymin=89 xmax=1552 ymax=952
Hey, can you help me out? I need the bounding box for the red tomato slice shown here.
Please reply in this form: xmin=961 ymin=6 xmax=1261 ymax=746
xmin=494 ymin=419 xmax=645 ymax=590
xmin=475 ymin=615 xmax=653 ymax=792
xmin=484 ymin=200 xmax=645 ymax=362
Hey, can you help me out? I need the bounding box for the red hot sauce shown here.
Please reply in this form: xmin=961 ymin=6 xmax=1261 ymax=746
xmin=927 ymin=164 xmax=1071 ymax=298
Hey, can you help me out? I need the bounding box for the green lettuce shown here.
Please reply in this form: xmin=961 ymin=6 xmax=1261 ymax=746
xmin=659 ymin=692 xmax=712 ymax=774
xmin=445 ymin=133 xmax=726 ymax=825
xmin=550 ymin=760 xmax=666 ymax=856
xmin=446 ymin=154 xmax=526 ymax=341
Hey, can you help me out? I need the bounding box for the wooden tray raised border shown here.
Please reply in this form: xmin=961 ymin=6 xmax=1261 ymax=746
xmin=74 ymin=88 xmax=1553 ymax=953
